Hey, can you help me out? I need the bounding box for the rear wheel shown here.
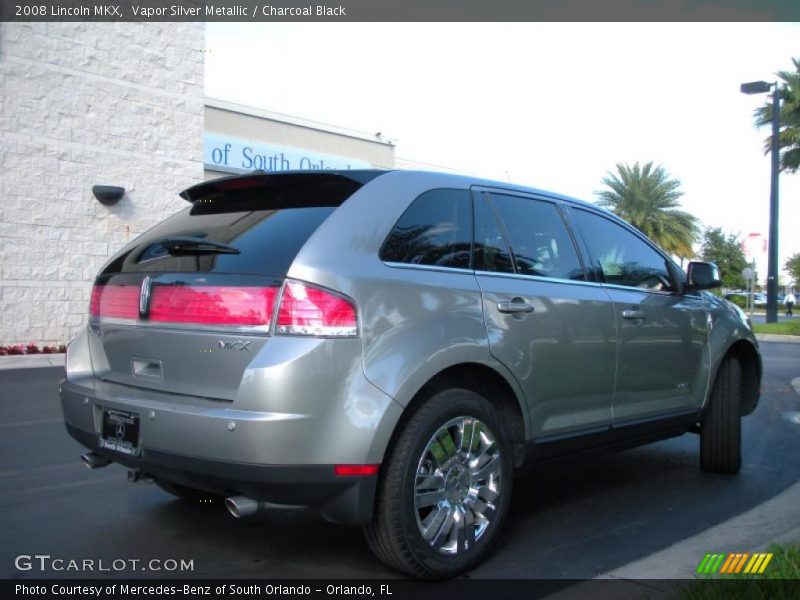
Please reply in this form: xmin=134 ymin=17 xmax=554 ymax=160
xmin=365 ymin=388 xmax=513 ymax=579
xmin=700 ymin=357 xmax=742 ymax=474
xmin=154 ymin=478 xmax=222 ymax=504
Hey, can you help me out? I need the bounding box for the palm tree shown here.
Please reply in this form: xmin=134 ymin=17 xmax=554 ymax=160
xmin=754 ymin=57 xmax=800 ymax=174
xmin=595 ymin=161 xmax=699 ymax=259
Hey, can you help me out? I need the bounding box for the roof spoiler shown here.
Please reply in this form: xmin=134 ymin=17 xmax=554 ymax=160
xmin=179 ymin=170 xmax=389 ymax=203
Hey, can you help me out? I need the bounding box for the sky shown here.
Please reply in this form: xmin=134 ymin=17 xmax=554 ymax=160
xmin=205 ymin=23 xmax=800 ymax=282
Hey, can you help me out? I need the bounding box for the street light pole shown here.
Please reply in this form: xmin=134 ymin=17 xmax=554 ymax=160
xmin=766 ymin=82 xmax=780 ymax=323
xmin=740 ymin=79 xmax=781 ymax=323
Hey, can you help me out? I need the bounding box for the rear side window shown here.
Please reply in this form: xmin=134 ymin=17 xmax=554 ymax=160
xmin=571 ymin=209 xmax=671 ymax=291
xmin=380 ymin=189 xmax=472 ymax=269
xmin=488 ymin=193 xmax=585 ymax=281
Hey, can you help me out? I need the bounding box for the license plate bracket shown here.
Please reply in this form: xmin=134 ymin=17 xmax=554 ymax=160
xmin=100 ymin=409 xmax=140 ymax=456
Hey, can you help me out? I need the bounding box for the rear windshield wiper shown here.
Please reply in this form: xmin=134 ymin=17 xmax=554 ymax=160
xmin=158 ymin=236 xmax=240 ymax=255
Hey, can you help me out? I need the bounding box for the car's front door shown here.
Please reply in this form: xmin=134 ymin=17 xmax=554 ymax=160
xmin=569 ymin=208 xmax=710 ymax=427
xmin=473 ymin=190 xmax=617 ymax=449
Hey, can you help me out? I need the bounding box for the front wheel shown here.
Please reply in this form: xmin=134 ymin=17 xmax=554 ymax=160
xmin=364 ymin=388 xmax=513 ymax=579
xmin=700 ymin=357 xmax=742 ymax=474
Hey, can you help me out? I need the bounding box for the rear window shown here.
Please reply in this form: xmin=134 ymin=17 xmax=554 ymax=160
xmin=100 ymin=173 xmax=371 ymax=277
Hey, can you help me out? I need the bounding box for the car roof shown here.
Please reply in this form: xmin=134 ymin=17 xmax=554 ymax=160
xmin=391 ymin=169 xmax=609 ymax=212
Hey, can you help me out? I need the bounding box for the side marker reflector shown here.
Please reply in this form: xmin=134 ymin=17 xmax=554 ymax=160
xmin=334 ymin=465 xmax=379 ymax=476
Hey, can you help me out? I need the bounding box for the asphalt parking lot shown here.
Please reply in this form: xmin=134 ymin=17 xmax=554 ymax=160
xmin=1 ymin=342 xmax=799 ymax=581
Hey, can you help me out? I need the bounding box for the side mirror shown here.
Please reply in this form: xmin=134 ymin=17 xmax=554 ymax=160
xmin=686 ymin=261 xmax=721 ymax=291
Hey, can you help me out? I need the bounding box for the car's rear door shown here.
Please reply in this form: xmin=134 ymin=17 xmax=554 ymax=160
xmin=473 ymin=189 xmax=617 ymax=452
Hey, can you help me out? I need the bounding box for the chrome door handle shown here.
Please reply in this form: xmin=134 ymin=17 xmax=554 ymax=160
xmin=497 ymin=300 xmax=535 ymax=314
xmin=622 ymin=309 xmax=645 ymax=320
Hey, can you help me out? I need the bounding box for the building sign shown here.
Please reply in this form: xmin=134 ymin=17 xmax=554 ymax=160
xmin=204 ymin=133 xmax=371 ymax=174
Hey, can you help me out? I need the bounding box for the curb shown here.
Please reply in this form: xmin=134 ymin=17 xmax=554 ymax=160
xmin=0 ymin=354 xmax=65 ymax=371
xmin=597 ymin=479 xmax=800 ymax=579
xmin=755 ymin=334 xmax=800 ymax=344
xmin=543 ymin=372 xmax=800 ymax=594
xmin=543 ymin=480 xmax=800 ymax=599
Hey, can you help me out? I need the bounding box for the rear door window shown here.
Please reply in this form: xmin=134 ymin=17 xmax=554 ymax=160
xmin=380 ymin=189 xmax=472 ymax=269
xmin=473 ymin=193 xmax=514 ymax=274
xmin=487 ymin=193 xmax=585 ymax=281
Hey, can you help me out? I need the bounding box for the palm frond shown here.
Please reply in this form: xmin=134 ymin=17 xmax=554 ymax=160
xmin=594 ymin=161 xmax=699 ymax=259
xmin=753 ymin=57 xmax=800 ymax=174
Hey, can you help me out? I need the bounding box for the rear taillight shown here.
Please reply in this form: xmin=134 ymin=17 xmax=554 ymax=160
xmin=90 ymin=279 xmax=357 ymax=336
xmin=90 ymin=284 xmax=139 ymax=320
xmin=276 ymin=280 xmax=358 ymax=337
xmin=149 ymin=286 xmax=278 ymax=327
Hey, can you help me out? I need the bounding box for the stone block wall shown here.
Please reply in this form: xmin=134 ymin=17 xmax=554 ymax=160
xmin=0 ymin=22 xmax=205 ymax=345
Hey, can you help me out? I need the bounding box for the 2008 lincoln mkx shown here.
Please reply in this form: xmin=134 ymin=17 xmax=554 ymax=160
xmin=61 ymin=169 xmax=761 ymax=578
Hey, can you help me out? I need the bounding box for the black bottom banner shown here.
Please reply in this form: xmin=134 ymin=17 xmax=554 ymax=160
xmin=5 ymin=579 xmax=800 ymax=600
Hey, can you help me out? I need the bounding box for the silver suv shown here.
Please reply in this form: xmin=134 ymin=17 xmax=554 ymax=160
xmin=61 ymin=170 xmax=761 ymax=578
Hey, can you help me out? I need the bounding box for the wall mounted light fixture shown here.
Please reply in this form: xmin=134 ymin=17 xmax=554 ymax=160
xmin=92 ymin=185 xmax=125 ymax=206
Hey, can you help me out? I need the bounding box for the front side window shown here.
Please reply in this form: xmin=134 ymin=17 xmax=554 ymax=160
xmin=380 ymin=189 xmax=472 ymax=269
xmin=572 ymin=209 xmax=671 ymax=291
xmin=488 ymin=193 xmax=584 ymax=281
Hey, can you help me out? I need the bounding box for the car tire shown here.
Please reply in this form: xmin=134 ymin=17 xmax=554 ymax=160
xmin=154 ymin=478 xmax=221 ymax=503
xmin=700 ymin=357 xmax=742 ymax=474
xmin=364 ymin=388 xmax=513 ymax=579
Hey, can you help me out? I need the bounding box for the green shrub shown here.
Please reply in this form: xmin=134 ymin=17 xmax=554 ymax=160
xmin=726 ymin=294 xmax=748 ymax=309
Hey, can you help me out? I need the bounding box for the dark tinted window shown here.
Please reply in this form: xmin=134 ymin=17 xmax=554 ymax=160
xmin=572 ymin=209 xmax=671 ymax=291
xmin=100 ymin=207 xmax=336 ymax=277
xmin=380 ymin=189 xmax=472 ymax=269
xmin=489 ymin=194 xmax=584 ymax=280
xmin=101 ymin=173 xmax=373 ymax=277
xmin=473 ymin=193 xmax=514 ymax=273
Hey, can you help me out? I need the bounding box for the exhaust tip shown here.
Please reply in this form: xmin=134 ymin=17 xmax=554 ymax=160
xmin=81 ymin=452 xmax=111 ymax=470
xmin=224 ymin=497 xmax=240 ymax=518
xmin=225 ymin=495 xmax=258 ymax=519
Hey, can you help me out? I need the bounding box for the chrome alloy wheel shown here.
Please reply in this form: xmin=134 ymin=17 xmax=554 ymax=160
xmin=413 ymin=416 xmax=502 ymax=555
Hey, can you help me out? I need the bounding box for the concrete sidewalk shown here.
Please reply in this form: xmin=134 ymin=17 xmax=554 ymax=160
xmin=756 ymin=333 xmax=800 ymax=343
xmin=544 ymin=480 xmax=800 ymax=599
xmin=0 ymin=353 xmax=65 ymax=371
xmin=543 ymin=366 xmax=800 ymax=598
xmin=600 ymin=479 xmax=800 ymax=579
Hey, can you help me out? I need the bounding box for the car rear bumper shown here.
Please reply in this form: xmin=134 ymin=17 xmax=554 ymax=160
xmin=64 ymin=415 xmax=377 ymax=526
xmin=59 ymin=327 xmax=405 ymax=524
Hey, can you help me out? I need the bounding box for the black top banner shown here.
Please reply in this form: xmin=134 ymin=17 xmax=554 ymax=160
xmin=2 ymin=0 xmax=800 ymax=22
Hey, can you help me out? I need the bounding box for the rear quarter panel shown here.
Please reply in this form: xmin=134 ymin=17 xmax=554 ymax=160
xmin=287 ymin=171 xmax=530 ymax=439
